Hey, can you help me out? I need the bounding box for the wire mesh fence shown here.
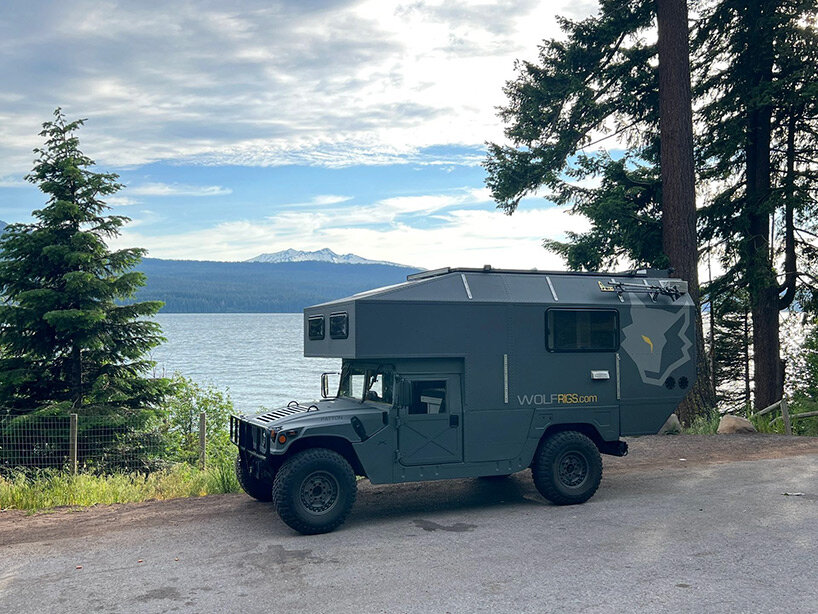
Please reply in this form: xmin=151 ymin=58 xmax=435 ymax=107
xmin=0 ymin=412 xmax=178 ymax=475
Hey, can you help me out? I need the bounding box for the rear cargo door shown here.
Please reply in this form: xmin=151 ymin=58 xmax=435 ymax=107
xmin=398 ymin=375 xmax=462 ymax=465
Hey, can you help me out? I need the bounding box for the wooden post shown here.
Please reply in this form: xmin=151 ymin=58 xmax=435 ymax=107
xmin=781 ymin=396 xmax=792 ymax=436
xmin=199 ymin=412 xmax=207 ymax=470
xmin=69 ymin=413 xmax=78 ymax=475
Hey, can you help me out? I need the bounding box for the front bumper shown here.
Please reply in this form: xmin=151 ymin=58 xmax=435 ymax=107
xmin=230 ymin=415 xmax=271 ymax=458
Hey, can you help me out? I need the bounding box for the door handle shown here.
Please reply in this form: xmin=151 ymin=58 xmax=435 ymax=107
xmin=449 ymin=414 xmax=459 ymax=428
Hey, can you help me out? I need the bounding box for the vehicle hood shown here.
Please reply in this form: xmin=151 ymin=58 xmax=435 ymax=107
xmin=242 ymin=397 xmax=385 ymax=429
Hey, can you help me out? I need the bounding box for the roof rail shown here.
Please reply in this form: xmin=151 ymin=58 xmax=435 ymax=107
xmin=407 ymin=266 xmax=674 ymax=282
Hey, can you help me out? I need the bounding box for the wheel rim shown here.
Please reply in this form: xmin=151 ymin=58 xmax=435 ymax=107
xmin=557 ymin=451 xmax=588 ymax=488
xmin=299 ymin=470 xmax=340 ymax=515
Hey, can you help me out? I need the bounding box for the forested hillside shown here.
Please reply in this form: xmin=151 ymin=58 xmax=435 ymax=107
xmin=133 ymin=258 xmax=421 ymax=312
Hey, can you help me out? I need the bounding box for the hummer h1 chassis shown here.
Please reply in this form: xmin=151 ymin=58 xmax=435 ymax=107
xmin=231 ymin=266 xmax=696 ymax=534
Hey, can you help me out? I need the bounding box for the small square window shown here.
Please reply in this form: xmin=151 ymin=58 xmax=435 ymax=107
xmin=330 ymin=312 xmax=349 ymax=339
xmin=308 ymin=316 xmax=325 ymax=340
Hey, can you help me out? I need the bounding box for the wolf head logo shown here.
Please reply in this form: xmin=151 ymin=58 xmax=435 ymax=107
xmin=621 ymin=303 xmax=692 ymax=386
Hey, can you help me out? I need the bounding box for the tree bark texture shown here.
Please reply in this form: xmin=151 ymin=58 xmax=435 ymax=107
xmin=657 ymin=0 xmax=714 ymax=423
xmin=745 ymin=0 xmax=780 ymax=410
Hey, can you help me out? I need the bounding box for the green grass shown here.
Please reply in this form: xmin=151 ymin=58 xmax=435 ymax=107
xmin=681 ymin=409 xmax=818 ymax=436
xmin=683 ymin=413 xmax=721 ymax=434
xmin=0 ymin=456 xmax=240 ymax=512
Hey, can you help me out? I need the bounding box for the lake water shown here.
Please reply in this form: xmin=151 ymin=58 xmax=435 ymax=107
xmin=150 ymin=313 xmax=340 ymax=413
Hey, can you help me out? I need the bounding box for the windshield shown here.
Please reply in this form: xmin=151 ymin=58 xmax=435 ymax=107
xmin=338 ymin=363 xmax=394 ymax=404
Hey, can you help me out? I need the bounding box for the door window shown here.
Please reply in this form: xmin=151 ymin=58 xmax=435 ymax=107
xmin=408 ymin=381 xmax=447 ymax=414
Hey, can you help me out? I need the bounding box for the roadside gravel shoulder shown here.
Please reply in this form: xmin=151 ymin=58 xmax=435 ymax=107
xmin=2 ymin=433 xmax=816 ymax=546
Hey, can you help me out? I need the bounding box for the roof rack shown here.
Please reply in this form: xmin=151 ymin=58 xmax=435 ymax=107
xmin=406 ymin=266 xmax=672 ymax=282
xmin=605 ymin=279 xmax=687 ymax=302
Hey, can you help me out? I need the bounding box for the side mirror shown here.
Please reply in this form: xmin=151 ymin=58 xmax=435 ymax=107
xmin=321 ymin=372 xmax=339 ymax=399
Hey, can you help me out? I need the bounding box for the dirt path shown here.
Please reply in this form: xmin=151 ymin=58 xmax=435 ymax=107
xmin=2 ymin=433 xmax=816 ymax=547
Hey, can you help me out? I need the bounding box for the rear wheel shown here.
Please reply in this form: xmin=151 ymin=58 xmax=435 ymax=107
xmin=235 ymin=453 xmax=273 ymax=502
xmin=273 ymin=448 xmax=357 ymax=535
xmin=532 ymin=431 xmax=602 ymax=505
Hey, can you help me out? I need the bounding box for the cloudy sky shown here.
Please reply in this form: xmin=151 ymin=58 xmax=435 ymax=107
xmin=0 ymin=0 xmax=600 ymax=269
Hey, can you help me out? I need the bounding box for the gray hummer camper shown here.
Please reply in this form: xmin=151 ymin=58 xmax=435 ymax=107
xmin=230 ymin=267 xmax=696 ymax=534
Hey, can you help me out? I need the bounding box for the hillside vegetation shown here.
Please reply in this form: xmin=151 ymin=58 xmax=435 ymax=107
xmin=133 ymin=258 xmax=421 ymax=312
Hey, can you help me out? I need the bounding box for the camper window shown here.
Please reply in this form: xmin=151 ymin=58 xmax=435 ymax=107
xmin=546 ymin=309 xmax=618 ymax=352
xmin=330 ymin=312 xmax=349 ymax=339
xmin=408 ymin=381 xmax=447 ymax=414
xmin=308 ymin=315 xmax=325 ymax=340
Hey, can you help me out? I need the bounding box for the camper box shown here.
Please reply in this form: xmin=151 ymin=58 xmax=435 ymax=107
xmin=304 ymin=266 xmax=696 ymax=441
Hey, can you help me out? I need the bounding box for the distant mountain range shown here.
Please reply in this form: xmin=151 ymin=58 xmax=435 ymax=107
xmin=247 ymin=248 xmax=406 ymax=267
xmin=134 ymin=257 xmax=421 ymax=313
xmin=0 ymin=220 xmax=7 ymax=233
xmin=0 ymin=234 xmax=417 ymax=312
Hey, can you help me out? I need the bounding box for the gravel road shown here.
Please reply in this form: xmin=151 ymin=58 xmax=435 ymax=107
xmin=1 ymin=434 xmax=817 ymax=614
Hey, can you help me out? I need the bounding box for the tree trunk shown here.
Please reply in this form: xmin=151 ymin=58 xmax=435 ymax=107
xmin=743 ymin=308 xmax=751 ymax=408
xmin=657 ymin=0 xmax=714 ymax=423
xmin=744 ymin=0 xmax=780 ymax=410
xmin=779 ymin=111 xmax=797 ymax=310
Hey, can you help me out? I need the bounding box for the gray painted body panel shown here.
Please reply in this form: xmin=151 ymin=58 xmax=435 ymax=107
xmin=236 ymin=268 xmax=696 ymax=485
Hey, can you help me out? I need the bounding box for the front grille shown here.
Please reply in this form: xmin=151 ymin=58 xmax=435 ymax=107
xmin=231 ymin=415 xmax=270 ymax=456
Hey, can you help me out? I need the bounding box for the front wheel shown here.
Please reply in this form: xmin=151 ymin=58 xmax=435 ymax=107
xmin=235 ymin=453 xmax=274 ymax=502
xmin=532 ymin=431 xmax=602 ymax=505
xmin=272 ymin=448 xmax=357 ymax=535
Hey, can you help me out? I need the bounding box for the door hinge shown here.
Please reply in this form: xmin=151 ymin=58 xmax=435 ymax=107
xmin=394 ymin=449 xmax=401 ymax=462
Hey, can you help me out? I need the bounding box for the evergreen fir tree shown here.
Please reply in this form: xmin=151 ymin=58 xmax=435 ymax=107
xmin=0 ymin=109 xmax=168 ymax=422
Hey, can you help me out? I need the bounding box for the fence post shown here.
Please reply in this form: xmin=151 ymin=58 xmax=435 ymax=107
xmin=69 ymin=413 xmax=78 ymax=475
xmin=781 ymin=396 xmax=792 ymax=436
xmin=199 ymin=412 xmax=207 ymax=470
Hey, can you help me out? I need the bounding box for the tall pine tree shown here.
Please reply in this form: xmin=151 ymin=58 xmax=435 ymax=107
xmin=485 ymin=0 xmax=818 ymax=413
xmin=0 ymin=109 xmax=168 ymax=420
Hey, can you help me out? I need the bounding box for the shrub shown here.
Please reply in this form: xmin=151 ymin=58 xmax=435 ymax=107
xmin=161 ymin=374 xmax=236 ymax=466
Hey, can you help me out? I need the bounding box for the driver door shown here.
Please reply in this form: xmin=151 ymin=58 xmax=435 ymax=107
xmin=398 ymin=375 xmax=462 ymax=465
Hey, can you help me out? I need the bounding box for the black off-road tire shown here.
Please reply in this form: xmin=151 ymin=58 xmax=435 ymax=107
xmin=272 ymin=448 xmax=357 ymax=535
xmin=532 ymin=431 xmax=602 ymax=505
xmin=235 ymin=453 xmax=273 ymax=502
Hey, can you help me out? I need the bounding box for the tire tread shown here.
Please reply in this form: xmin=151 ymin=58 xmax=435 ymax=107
xmin=235 ymin=453 xmax=273 ymax=502
xmin=532 ymin=431 xmax=603 ymax=505
xmin=273 ymin=448 xmax=357 ymax=535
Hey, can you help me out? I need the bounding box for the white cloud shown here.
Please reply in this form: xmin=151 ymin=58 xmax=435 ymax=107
xmin=0 ymin=0 xmax=594 ymax=171
xmin=0 ymin=175 xmax=28 ymax=188
xmin=282 ymin=194 xmax=353 ymax=208
xmin=113 ymin=187 xmax=589 ymax=270
xmin=127 ymin=183 xmax=232 ymax=197
xmin=267 ymin=187 xmax=490 ymax=227
xmin=105 ymin=195 xmax=140 ymax=206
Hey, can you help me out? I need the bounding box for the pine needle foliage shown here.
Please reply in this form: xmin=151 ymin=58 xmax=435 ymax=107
xmin=0 ymin=109 xmax=169 ymax=425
